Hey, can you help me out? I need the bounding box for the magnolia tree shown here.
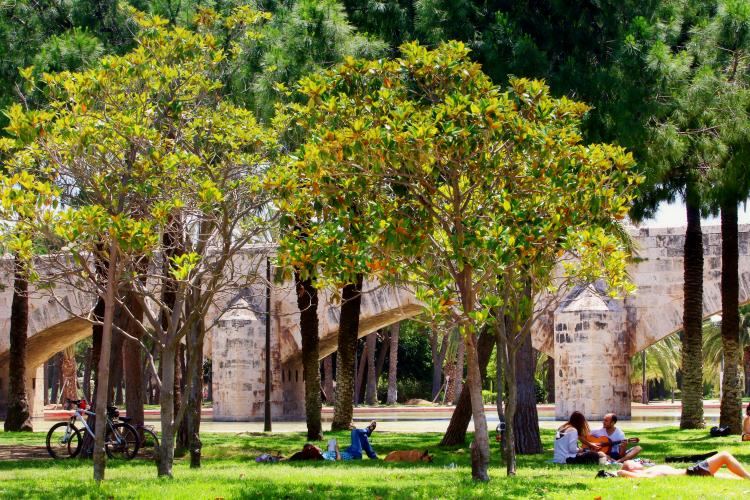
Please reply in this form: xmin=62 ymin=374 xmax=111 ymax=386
xmin=277 ymin=42 xmax=640 ymax=480
xmin=1 ymin=8 xmax=276 ymax=480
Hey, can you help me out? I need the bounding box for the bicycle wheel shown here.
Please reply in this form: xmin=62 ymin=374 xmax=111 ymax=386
xmin=46 ymin=422 xmax=82 ymax=459
xmin=106 ymin=422 xmax=139 ymax=460
xmin=139 ymin=427 xmax=160 ymax=461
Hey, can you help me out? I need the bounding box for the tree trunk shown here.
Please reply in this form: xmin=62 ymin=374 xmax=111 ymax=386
xmin=498 ymin=316 xmax=518 ymax=476
xmin=123 ymin=290 xmax=145 ymax=431
xmin=49 ymin=353 xmax=61 ymax=405
xmin=453 ymin=337 xmax=465 ymax=405
xmin=43 ymin=361 xmax=49 ymax=406
xmin=354 ymin=340 xmax=367 ymax=404
xmin=375 ymin=330 xmax=389 ymax=380
xmin=107 ymin=318 xmax=124 ymax=405
xmin=174 ymin=343 xmax=186 ymax=457
xmin=365 ymin=333 xmax=377 ymax=405
xmin=386 ymin=323 xmax=399 ymax=404
xmin=513 ymin=325 xmax=542 ymax=454
xmin=431 ymin=331 xmax=449 ymax=400
xmin=184 ymin=317 xmax=205 ymax=468
xmin=465 ymin=331 xmax=490 ymax=481
xmin=331 ymin=274 xmax=364 ymax=431
xmin=61 ymin=345 xmax=78 ymax=404
xmin=680 ymin=196 xmax=704 ymax=429
xmin=323 ymin=355 xmax=335 ymax=404
xmin=158 ymin=341 xmax=177 ymax=477
xmin=296 ymin=271 xmax=322 ymax=440
xmin=743 ymin=346 xmax=750 ymax=398
xmin=4 ymin=255 xmax=32 ymax=432
xmin=82 ymin=347 xmax=92 ymax=402
xmin=719 ymin=201 xmax=742 ymax=433
xmin=93 ymin=250 xmax=118 ymax=482
xmin=440 ymin=326 xmax=494 ymax=446
xmin=496 ymin=333 xmax=503 ymax=419
xmin=545 ymin=357 xmax=555 ymax=403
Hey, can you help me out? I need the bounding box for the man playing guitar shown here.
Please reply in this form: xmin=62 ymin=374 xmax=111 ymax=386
xmin=589 ymin=413 xmax=642 ymax=463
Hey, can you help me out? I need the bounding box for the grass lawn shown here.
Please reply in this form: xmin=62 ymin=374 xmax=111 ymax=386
xmin=1 ymin=427 xmax=749 ymax=499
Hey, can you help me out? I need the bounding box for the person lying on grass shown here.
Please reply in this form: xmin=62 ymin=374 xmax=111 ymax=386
xmin=617 ymin=451 xmax=750 ymax=479
xmin=323 ymin=421 xmax=378 ymax=461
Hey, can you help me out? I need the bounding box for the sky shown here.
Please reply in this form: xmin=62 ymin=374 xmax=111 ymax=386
xmin=636 ymin=200 xmax=750 ymax=228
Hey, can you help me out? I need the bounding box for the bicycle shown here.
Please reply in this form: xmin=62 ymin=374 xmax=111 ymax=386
xmin=117 ymin=418 xmax=160 ymax=461
xmin=45 ymin=399 xmax=140 ymax=460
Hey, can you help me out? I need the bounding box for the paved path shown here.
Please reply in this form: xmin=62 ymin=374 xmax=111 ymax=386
xmin=20 ymin=401 xmax=725 ymax=434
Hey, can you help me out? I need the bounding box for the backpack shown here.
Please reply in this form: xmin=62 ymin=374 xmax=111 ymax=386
xmin=710 ymin=426 xmax=731 ymax=437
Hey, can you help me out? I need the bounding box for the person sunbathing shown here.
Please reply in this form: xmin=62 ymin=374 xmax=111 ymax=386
xmin=617 ymin=451 xmax=750 ymax=480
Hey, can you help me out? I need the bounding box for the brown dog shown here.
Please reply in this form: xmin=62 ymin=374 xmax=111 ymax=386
xmin=384 ymin=450 xmax=433 ymax=463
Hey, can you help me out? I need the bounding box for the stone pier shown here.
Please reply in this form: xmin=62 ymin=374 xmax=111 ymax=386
xmin=553 ymin=282 xmax=631 ymax=420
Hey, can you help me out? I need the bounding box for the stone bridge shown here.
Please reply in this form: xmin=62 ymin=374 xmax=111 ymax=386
xmin=0 ymin=224 xmax=748 ymax=421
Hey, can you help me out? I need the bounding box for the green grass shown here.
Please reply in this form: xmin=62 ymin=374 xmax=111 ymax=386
xmin=1 ymin=427 xmax=749 ymax=499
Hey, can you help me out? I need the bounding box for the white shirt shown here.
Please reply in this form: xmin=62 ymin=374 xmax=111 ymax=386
xmin=553 ymin=427 xmax=579 ymax=463
xmin=591 ymin=427 xmax=626 ymax=453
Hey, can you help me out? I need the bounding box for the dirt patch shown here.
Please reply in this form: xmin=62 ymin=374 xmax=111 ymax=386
xmin=0 ymin=445 xmax=51 ymax=461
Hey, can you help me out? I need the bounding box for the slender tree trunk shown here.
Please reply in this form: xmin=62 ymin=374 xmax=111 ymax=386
xmin=680 ymin=196 xmax=704 ymax=429
xmin=83 ymin=347 xmax=92 ymax=402
xmin=430 ymin=332 xmax=441 ymax=399
xmin=44 ymin=361 xmax=49 ymax=406
xmin=453 ymin=337 xmax=465 ymax=405
xmin=174 ymin=343 xmax=186 ymax=456
xmin=296 ymin=271 xmax=322 ymax=440
xmin=498 ymin=316 xmax=518 ymax=476
xmin=719 ymin=201 xmax=742 ymax=433
xmin=545 ymin=357 xmax=555 ymax=403
xmin=513 ymin=323 xmax=542 ymax=454
xmin=4 ymin=256 xmax=32 ymax=432
xmin=331 ymin=275 xmax=364 ymax=431
xmin=184 ymin=317 xmax=205 ymax=468
xmin=440 ymin=327 xmax=495 ymax=446
xmin=355 ymin=340 xmax=367 ymax=404
xmin=93 ymin=249 xmax=118 ymax=482
xmin=49 ymin=353 xmax=61 ymax=405
xmin=387 ymin=323 xmax=399 ymax=404
xmin=123 ymin=290 xmax=145 ymax=431
xmin=108 ymin=320 xmax=124 ymax=404
xmin=323 ymin=355 xmax=335 ymax=404
xmin=743 ymin=346 xmax=750 ymax=397
xmin=158 ymin=341 xmax=177 ymax=477
xmin=496 ymin=333 xmax=503 ymax=419
xmin=366 ymin=333 xmax=377 ymax=405
xmin=375 ymin=330 xmax=389 ymax=380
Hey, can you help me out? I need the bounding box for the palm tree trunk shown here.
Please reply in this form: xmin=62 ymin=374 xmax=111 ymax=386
xmin=354 ymin=340 xmax=367 ymax=404
xmin=719 ymin=201 xmax=742 ymax=433
xmin=365 ymin=333 xmax=377 ymax=405
xmin=61 ymin=345 xmax=78 ymax=404
xmin=743 ymin=346 xmax=750 ymax=397
xmin=680 ymin=196 xmax=704 ymax=429
xmin=545 ymin=357 xmax=554 ymax=403
xmin=295 ymin=271 xmax=322 ymax=440
xmin=440 ymin=326 xmax=494 ymax=446
xmin=386 ymin=323 xmax=399 ymax=404
xmin=4 ymin=255 xmax=32 ymax=432
xmin=331 ymin=274 xmax=364 ymax=431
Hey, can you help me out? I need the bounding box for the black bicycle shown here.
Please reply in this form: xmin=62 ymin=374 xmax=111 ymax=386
xmin=46 ymin=400 xmax=139 ymax=460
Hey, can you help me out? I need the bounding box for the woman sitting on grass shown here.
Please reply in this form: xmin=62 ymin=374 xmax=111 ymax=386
xmin=742 ymin=403 xmax=750 ymax=442
xmin=617 ymin=451 xmax=750 ymax=479
xmin=553 ymin=411 xmax=607 ymax=465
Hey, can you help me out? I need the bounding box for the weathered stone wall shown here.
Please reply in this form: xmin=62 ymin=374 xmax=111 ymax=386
xmin=553 ymin=284 xmax=631 ymax=420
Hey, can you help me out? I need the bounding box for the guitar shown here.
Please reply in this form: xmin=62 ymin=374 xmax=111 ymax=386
xmin=583 ymin=435 xmax=640 ymax=455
